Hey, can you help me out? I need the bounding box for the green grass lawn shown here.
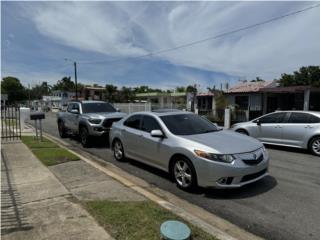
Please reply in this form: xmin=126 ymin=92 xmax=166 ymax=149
xmin=4 ymin=119 xmax=18 ymax=127
xmin=84 ymin=200 xmax=218 ymax=240
xmin=21 ymin=136 xmax=80 ymax=166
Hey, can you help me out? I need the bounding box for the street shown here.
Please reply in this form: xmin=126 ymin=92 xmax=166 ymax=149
xmin=30 ymin=112 xmax=320 ymax=240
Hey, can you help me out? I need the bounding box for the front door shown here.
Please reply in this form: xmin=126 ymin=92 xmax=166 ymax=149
xmin=122 ymin=115 xmax=143 ymax=159
xmin=254 ymin=112 xmax=287 ymax=144
xmin=139 ymin=115 xmax=165 ymax=167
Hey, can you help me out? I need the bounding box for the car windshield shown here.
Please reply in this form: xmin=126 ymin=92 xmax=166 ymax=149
xmin=160 ymin=114 xmax=218 ymax=135
xmin=82 ymin=102 xmax=116 ymax=113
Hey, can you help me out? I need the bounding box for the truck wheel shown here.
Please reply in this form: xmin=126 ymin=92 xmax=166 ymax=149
xmin=80 ymin=127 xmax=90 ymax=148
xmin=58 ymin=121 xmax=67 ymax=138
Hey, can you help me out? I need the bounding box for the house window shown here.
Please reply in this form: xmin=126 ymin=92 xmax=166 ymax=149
xmin=235 ymin=96 xmax=249 ymax=110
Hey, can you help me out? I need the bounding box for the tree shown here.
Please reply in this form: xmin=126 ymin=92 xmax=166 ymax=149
xmin=105 ymin=84 xmax=118 ymax=102
xmin=175 ymin=86 xmax=186 ymax=93
xmin=1 ymin=76 xmax=27 ymax=103
xmin=279 ymin=66 xmax=320 ymax=87
xmin=186 ymin=85 xmax=197 ymax=94
xmin=250 ymin=77 xmax=264 ymax=82
xmin=52 ymin=76 xmax=75 ymax=91
xmin=119 ymin=87 xmax=134 ymax=102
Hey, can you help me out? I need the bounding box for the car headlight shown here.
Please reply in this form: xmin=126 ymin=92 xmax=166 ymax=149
xmin=88 ymin=118 xmax=102 ymax=124
xmin=194 ymin=150 xmax=235 ymax=163
xmin=261 ymin=145 xmax=268 ymax=158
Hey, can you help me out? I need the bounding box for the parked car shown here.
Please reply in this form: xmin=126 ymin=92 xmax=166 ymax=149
xmin=110 ymin=110 xmax=269 ymax=191
xmin=57 ymin=101 xmax=126 ymax=147
xmin=231 ymin=111 xmax=320 ymax=156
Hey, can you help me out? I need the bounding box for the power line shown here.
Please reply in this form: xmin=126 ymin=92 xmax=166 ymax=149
xmin=78 ymin=3 xmax=320 ymax=65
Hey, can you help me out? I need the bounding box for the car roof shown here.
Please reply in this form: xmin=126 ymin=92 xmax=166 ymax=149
xmin=273 ymin=110 xmax=320 ymax=116
xmin=69 ymin=100 xmax=108 ymax=104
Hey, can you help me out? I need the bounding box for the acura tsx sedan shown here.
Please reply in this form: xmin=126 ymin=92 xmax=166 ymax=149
xmin=110 ymin=110 xmax=269 ymax=190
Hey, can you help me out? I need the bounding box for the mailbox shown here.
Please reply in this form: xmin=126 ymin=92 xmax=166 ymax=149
xmin=30 ymin=112 xmax=45 ymax=120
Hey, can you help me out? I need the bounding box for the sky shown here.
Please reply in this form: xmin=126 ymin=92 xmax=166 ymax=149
xmin=1 ymin=1 xmax=320 ymax=91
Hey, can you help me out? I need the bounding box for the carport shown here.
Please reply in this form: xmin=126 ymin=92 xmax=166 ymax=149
xmin=261 ymin=85 xmax=320 ymax=113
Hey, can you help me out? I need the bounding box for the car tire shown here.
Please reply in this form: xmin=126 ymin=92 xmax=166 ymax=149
xmin=236 ymin=129 xmax=249 ymax=136
xmin=113 ymin=139 xmax=125 ymax=161
xmin=79 ymin=126 xmax=91 ymax=148
xmin=58 ymin=121 xmax=67 ymax=138
xmin=309 ymin=136 xmax=320 ymax=157
xmin=172 ymin=157 xmax=197 ymax=191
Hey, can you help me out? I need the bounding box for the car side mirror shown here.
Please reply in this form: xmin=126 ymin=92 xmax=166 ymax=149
xmin=116 ymin=108 xmax=120 ymax=112
xmin=150 ymin=129 xmax=164 ymax=138
xmin=256 ymin=119 xmax=261 ymax=126
xmin=71 ymin=109 xmax=79 ymax=114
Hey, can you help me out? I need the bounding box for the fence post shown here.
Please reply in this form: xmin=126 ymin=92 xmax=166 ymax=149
xmin=128 ymin=103 xmax=131 ymax=114
xmin=224 ymin=108 xmax=231 ymax=129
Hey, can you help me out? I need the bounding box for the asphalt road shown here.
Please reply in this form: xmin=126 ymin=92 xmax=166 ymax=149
xmin=29 ymin=112 xmax=320 ymax=240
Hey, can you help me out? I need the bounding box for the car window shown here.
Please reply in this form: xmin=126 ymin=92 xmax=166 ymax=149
xmin=308 ymin=114 xmax=320 ymax=123
xmin=67 ymin=104 xmax=74 ymax=112
xmin=141 ymin=115 xmax=161 ymax=132
xmin=82 ymin=102 xmax=116 ymax=113
xmin=160 ymin=114 xmax=218 ymax=135
xmin=287 ymin=112 xmax=308 ymax=124
xmin=72 ymin=103 xmax=80 ymax=110
xmin=124 ymin=115 xmax=142 ymax=130
xmin=258 ymin=112 xmax=286 ymax=124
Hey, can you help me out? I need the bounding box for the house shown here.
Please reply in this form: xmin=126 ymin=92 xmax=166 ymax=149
xmin=225 ymin=80 xmax=320 ymax=121
xmin=225 ymin=80 xmax=276 ymax=120
xmin=135 ymin=92 xmax=188 ymax=110
xmin=81 ymin=86 xmax=105 ymax=100
xmin=196 ymin=90 xmax=223 ymax=114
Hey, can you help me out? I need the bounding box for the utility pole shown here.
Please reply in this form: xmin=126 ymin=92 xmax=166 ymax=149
xmin=65 ymin=58 xmax=78 ymax=101
xmin=74 ymin=61 xmax=78 ymax=101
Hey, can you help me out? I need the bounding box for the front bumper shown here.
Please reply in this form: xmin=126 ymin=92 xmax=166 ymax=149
xmin=87 ymin=124 xmax=111 ymax=137
xmin=193 ymin=152 xmax=270 ymax=188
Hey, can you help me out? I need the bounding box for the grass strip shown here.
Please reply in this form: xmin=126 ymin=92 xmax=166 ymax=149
xmin=21 ymin=136 xmax=80 ymax=166
xmin=84 ymin=200 xmax=218 ymax=240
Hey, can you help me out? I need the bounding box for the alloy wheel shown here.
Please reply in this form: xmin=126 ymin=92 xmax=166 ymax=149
xmin=114 ymin=141 xmax=124 ymax=160
xmin=311 ymin=138 xmax=320 ymax=156
xmin=174 ymin=160 xmax=192 ymax=188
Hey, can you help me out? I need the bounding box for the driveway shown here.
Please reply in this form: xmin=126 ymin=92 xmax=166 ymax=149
xmin=28 ymin=112 xmax=320 ymax=240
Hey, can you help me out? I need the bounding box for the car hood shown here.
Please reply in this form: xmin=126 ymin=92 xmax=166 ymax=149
xmin=83 ymin=112 xmax=127 ymax=119
xmin=181 ymin=130 xmax=262 ymax=154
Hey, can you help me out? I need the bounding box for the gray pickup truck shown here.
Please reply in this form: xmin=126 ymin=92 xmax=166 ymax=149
xmin=57 ymin=101 xmax=126 ymax=147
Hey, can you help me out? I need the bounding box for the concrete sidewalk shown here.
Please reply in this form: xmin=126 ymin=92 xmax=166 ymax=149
xmin=1 ymin=142 xmax=115 ymax=240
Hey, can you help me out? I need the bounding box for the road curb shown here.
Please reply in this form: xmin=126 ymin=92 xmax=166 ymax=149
xmin=26 ymin=127 xmax=264 ymax=240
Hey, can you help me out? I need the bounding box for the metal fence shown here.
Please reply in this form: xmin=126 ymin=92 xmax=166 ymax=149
xmin=197 ymin=108 xmax=250 ymax=125
xmin=1 ymin=106 xmax=21 ymax=141
xmin=113 ymin=103 xmax=186 ymax=114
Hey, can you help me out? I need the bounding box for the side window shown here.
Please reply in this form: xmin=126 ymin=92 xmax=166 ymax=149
xmin=308 ymin=114 xmax=320 ymax=123
xmin=73 ymin=103 xmax=80 ymax=110
xmin=67 ymin=104 xmax=74 ymax=112
xmin=287 ymin=113 xmax=308 ymax=124
xmin=258 ymin=112 xmax=286 ymax=124
xmin=141 ymin=116 xmax=161 ymax=132
xmin=124 ymin=115 xmax=142 ymax=130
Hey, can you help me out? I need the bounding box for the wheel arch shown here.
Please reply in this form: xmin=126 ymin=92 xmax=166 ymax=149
xmin=235 ymin=128 xmax=249 ymax=135
xmin=308 ymin=134 xmax=320 ymax=148
xmin=168 ymin=153 xmax=197 ymax=178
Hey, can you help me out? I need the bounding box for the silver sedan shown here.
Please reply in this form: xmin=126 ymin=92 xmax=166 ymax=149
xmin=110 ymin=111 xmax=269 ymax=190
xmin=231 ymin=111 xmax=320 ymax=156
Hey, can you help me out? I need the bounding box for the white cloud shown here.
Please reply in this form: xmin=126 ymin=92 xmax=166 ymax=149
xmin=21 ymin=1 xmax=320 ymax=80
